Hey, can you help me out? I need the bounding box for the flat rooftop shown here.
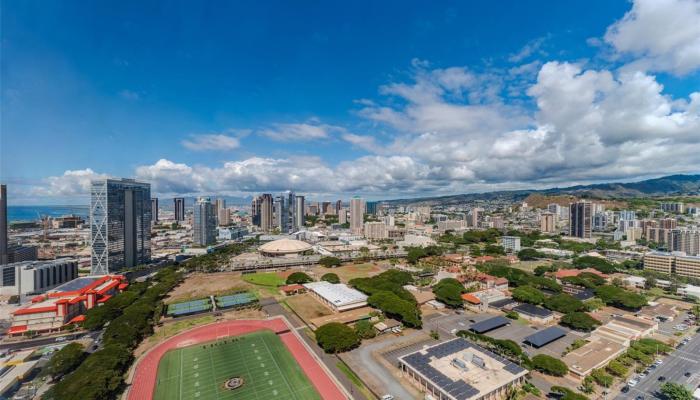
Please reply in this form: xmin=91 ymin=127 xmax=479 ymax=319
xmin=562 ymin=337 xmax=626 ymax=376
xmin=400 ymin=338 xmax=527 ymax=400
xmin=303 ymin=281 xmax=368 ymax=307
xmin=52 ymin=276 xmax=102 ymax=293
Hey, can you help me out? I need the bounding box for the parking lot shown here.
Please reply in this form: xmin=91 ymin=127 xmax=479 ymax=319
xmin=615 ymin=328 xmax=700 ymax=399
xmin=424 ymin=311 xmax=588 ymax=358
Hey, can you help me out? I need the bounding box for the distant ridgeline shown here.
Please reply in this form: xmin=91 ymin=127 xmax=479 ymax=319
xmin=381 ymin=174 xmax=700 ymax=206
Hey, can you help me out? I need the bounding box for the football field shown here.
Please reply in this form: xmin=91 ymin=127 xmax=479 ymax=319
xmin=154 ymin=330 xmax=322 ymax=400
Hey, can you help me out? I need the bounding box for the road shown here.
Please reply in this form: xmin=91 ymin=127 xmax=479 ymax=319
xmin=615 ymin=330 xmax=700 ymax=399
xmin=0 ymin=331 xmax=97 ymax=352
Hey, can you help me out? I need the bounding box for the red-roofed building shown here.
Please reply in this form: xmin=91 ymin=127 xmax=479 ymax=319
xmin=279 ymin=284 xmax=307 ymax=296
xmin=8 ymin=275 xmax=128 ymax=336
xmin=461 ymin=293 xmax=482 ymax=305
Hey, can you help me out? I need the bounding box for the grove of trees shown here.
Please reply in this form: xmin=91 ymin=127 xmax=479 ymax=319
xmin=321 ymin=273 xmax=340 ymax=284
xmin=531 ymin=354 xmax=569 ymax=376
xmin=350 ymin=270 xmax=421 ymax=327
xmin=432 ymin=278 xmax=466 ymax=308
xmin=315 ymin=322 xmax=360 ymax=353
xmin=286 ymin=272 xmax=313 ymax=284
xmin=560 ymin=312 xmax=601 ymax=332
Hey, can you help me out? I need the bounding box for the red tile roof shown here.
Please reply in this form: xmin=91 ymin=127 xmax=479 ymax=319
xmin=461 ymin=293 xmax=481 ymax=304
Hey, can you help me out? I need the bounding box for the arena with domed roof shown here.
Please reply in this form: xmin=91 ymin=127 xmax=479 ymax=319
xmin=258 ymin=238 xmax=314 ymax=257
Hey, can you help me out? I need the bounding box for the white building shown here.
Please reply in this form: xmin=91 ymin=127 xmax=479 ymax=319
xmin=0 ymin=259 xmax=79 ymax=297
xmin=501 ymin=236 xmax=521 ymax=253
xmin=364 ymin=221 xmax=388 ymax=239
xmin=303 ymin=281 xmax=368 ymax=312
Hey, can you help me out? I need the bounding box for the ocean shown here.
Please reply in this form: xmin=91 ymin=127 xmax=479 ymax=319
xmin=7 ymin=205 xmax=90 ymax=223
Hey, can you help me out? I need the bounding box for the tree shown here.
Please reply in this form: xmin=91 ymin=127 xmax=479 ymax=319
xmin=315 ymin=323 xmax=360 ymax=353
xmin=433 ymin=278 xmax=466 ymax=308
xmin=551 ymin=386 xmax=589 ymax=400
xmin=354 ymin=320 xmax=376 ymax=339
xmin=606 ymin=359 xmax=628 ymax=377
xmin=286 ymin=272 xmax=313 ymax=284
xmin=321 ymin=273 xmax=340 ymax=284
xmin=660 ymin=382 xmax=693 ymax=400
xmin=319 ymin=256 xmax=342 ymax=268
xmin=544 ymin=293 xmax=584 ymax=313
xmin=572 ymin=256 xmax=616 ymax=273
xmin=590 ymin=368 xmax=613 ymax=387
xmin=595 ymin=285 xmax=647 ymax=309
xmin=531 ymin=354 xmax=568 ymax=376
xmin=511 ymin=286 xmax=546 ymax=305
xmin=505 ymin=311 xmax=519 ymax=319
xmin=46 ymin=343 xmax=86 ymax=379
xmin=560 ymin=312 xmax=601 ymax=332
xmin=518 ymin=248 xmax=544 ymax=261
xmin=580 ymin=376 xmax=595 ymax=394
xmin=484 ymin=244 xmax=505 ymax=256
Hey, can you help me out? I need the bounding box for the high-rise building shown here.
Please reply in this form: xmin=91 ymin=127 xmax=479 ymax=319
xmin=364 ymin=221 xmax=388 ymax=239
xmin=91 ymin=179 xmax=152 ymax=274
xmin=660 ymin=202 xmax=685 ymax=214
xmin=366 ymin=201 xmax=379 ymax=216
xmin=193 ymin=197 xmax=217 ymax=246
xmin=644 ymin=252 xmax=700 ymax=279
xmin=540 ymin=212 xmax=556 ymax=233
xmin=335 ymin=200 xmax=343 ymax=215
xmin=350 ymin=196 xmax=364 ymax=234
xmin=339 ymin=208 xmax=348 ymax=225
xmin=0 ymin=185 xmax=7 ymax=265
xmin=547 ymin=203 xmax=561 ymax=215
xmin=174 ymin=197 xmax=186 ymax=222
xmin=214 ymin=198 xmax=226 ymax=222
xmin=275 ymin=194 xmax=289 ymax=233
xmin=260 ymin=194 xmax=274 ymax=232
xmin=569 ymin=201 xmax=592 ymax=238
xmin=151 ymin=198 xmax=159 ymax=224
xmin=294 ymin=195 xmax=305 ymax=230
xmin=251 ymin=196 xmax=262 ymax=227
xmin=469 ymin=207 xmax=483 ymax=228
xmin=321 ymin=201 xmax=332 ymax=215
xmin=501 ymin=236 xmax=521 ymax=253
xmin=218 ymin=207 xmax=231 ymax=226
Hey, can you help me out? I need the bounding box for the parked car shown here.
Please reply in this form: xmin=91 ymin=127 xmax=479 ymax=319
xmin=621 ymin=386 xmax=630 ymax=393
xmin=381 ymin=395 xmax=395 ymax=400
xmin=658 ymin=376 xmax=666 ymax=382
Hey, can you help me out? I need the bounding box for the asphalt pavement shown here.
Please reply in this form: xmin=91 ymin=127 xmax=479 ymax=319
xmin=615 ymin=330 xmax=700 ymax=399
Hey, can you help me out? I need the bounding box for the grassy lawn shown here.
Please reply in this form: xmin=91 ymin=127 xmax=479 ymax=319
xmin=336 ymin=361 xmax=375 ymax=400
xmin=242 ymin=272 xmax=285 ymax=287
xmin=154 ymin=330 xmax=320 ymax=400
xmin=150 ymin=315 xmax=216 ymax=343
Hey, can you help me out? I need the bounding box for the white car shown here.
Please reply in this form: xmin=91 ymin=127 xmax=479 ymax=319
xmin=381 ymin=395 xmax=395 ymax=400
xmin=628 ymin=380 xmax=638 ymax=387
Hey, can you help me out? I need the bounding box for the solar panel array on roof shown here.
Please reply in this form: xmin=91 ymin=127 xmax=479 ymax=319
xmin=572 ymin=289 xmax=595 ymax=301
xmin=53 ymin=276 xmax=101 ymax=292
xmin=523 ymin=326 xmax=566 ymax=348
xmin=513 ymin=303 xmax=552 ymax=318
xmin=400 ymin=338 xmax=526 ymax=400
xmin=469 ymin=316 xmax=510 ymax=333
xmin=488 ymin=297 xmax=517 ymax=309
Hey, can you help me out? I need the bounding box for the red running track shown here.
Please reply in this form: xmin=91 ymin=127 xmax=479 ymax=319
xmin=127 ymin=318 xmax=346 ymax=400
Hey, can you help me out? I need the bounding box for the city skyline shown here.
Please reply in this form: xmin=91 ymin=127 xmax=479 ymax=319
xmin=3 ymin=0 xmax=700 ymax=205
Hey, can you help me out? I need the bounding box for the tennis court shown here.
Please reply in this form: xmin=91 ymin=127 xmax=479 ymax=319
xmin=167 ymin=298 xmax=213 ymax=317
xmin=153 ymin=330 xmax=321 ymax=400
xmin=215 ymin=292 xmax=257 ymax=309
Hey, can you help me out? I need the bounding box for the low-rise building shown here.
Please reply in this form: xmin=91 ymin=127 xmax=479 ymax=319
xmin=512 ymin=303 xmax=554 ymax=324
xmin=303 ymin=281 xmax=368 ymax=312
xmin=0 ymin=259 xmax=79 ymax=297
xmin=399 ymin=338 xmax=528 ymax=400
xmin=8 ymin=275 xmax=128 ymax=336
xmin=562 ymin=337 xmax=627 ymax=379
xmin=590 ymin=315 xmax=658 ymax=345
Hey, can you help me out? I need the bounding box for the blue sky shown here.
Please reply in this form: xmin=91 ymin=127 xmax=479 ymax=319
xmin=2 ymin=0 xmax=700 ymax=204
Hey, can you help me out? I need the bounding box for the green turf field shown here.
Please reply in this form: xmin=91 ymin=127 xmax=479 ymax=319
xmin=153 ymin=330 xmax=321 ymax=400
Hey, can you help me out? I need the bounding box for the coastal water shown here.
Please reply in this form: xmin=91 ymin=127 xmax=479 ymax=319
xmin=7 ymin=205 xmax=89 ymax=223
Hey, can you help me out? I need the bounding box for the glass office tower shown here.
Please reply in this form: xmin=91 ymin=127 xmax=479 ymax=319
xmin=90 ymin=179 xmax=152 ymax=275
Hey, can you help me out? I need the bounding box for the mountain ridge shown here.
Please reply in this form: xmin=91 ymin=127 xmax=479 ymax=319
xmin=381 ymin=174 xmax=700 ymax=205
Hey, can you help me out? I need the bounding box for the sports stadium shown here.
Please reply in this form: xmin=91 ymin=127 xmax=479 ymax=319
xmin=128 ymin=317 xmax=347 ymax=400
